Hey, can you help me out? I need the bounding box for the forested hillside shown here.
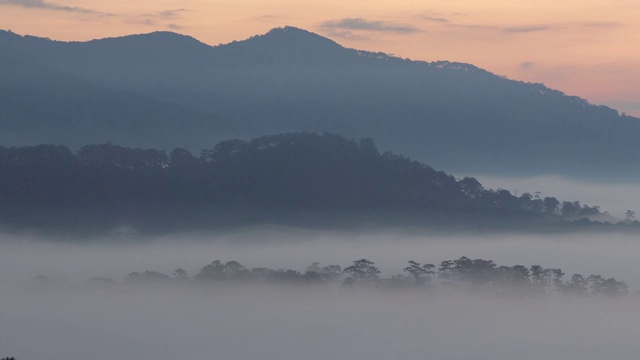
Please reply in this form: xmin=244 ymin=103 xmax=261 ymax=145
xmin=0 ymin=133 xmax=613 ymax=234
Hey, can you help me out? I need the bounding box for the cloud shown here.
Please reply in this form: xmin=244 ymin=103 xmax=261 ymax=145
xmin=0 ymin=0 xmax=110 ymax=15
xmin=167 ymin=23 xmax=184 ymax=30
xmin=320 ymin=18 xmax=420 ymax=34
xmin=416 ymin=10 xmax=465 ymax=21
xmin=421 ymin=17 xmax=622 ymax=35
xmin=581 ymin=21 xmax=624 ymax=29
xmin=128 ymin=9 xmax=189 ymax=28
xmin=450 ymin=23 xmax=494 ymax=31
xmin=126 ymin=17 xmax=156 ymax=26
xmin=445 ymin=22 xmax=555 ymax=34
xmin=519 ymin=61 xmax=535 ymax=71
xmin=419 ymin=15 xmax=450 ymax=24
xmin=156 ymin=9 xmax=188 ymax=19
xmin=502 ymin=25 xmax=553 ymax=34
xmin=321 ymin=29 xmax=371 ymax=41
xmin=137 ymin=9 xmax=188 ymax=21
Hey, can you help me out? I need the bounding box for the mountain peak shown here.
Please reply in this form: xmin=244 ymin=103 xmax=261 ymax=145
xmin=266 ymin=25 xmax=310 ymax=34
xmin=243 ymin=26 xmax=343 ymax=49
xmin=265 ymin=26 xmax=332 ymax=39
xmin=87 ymin=31 xmax=209 ymax=49
xmin=212 ymin=26 xmax=353 ymax=65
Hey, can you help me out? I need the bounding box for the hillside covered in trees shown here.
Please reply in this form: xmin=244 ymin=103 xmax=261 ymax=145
xmin=2 ymin=27 xmax=640 ymax=179
xmin=0 ymin=133 xmax=619 ymax=235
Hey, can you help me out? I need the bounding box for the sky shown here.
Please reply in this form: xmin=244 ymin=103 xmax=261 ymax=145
xmin=1 ymin=0 xmax=639 ymax=117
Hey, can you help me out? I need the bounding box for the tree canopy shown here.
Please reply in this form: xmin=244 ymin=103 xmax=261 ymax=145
xmin=0 ymin=133 xmax=615 ymax=234
xmin=61 ymin=256 xmax=629 ymax=298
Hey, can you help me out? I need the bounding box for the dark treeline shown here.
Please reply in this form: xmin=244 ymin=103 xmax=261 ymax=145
xmin=0 ymin=132 xmax=621 ymax=233
xmin=64 ymin=257 xmax=629 ymax=297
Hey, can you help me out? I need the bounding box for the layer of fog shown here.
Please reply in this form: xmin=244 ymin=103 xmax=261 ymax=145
xmin=2 ymin=229 xmax=640 ymax=287
xmin=476 ymin=174 xmax=640 ymax=219
xmin=1 ymin=229 xmax=639 ymax=360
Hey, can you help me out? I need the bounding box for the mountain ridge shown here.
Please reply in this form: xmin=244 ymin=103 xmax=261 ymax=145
xmin=1 ymin=26 xmax=639 ymax=179
xmin=1 ymin=26 xmax=626 ymax=115
xmin=0 ymin=27 xmax=620 ymax=100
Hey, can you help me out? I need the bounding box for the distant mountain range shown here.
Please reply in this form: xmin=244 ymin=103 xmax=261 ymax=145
xmin=1 ymin=26 xmax=639 ymax=179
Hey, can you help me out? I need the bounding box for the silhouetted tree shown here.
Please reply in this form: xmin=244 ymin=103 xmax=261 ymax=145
xmin=452 ymin=257 xmax=497 ymax=287
xmin=549 ymin=268 xmax=565 ymax=289
xmin=343 ymin=259 xmax=380 ymax=286
xmin=543 ymin=197 xmax=560 ymax=214
xmin=458 ymin=177 xmax=484 ymax=198
xmin=438 ymin=260 xmax=456 ymax=285
xmin=496 ymin=265 xmax=530 ymax=289
xmin=625 ymin=210 xmax=636 ymax=222
xmin=530 ymin=265 xmax=551 ymax=287
xmin=587 ymin=275 xmax=628 ymax=297
xmin=172 ymin=268 xmax=189 ymax=281
xmin=196 ymin=260 xmax=250 ymax=281
xmin=561 ymin=201 xmax=581 ymax=217
xmin=561 ymin=274 xmax=589 ymax=295
xmin=305 ymin=262 xmax=342 ymax=282
xmin=403 ymin=260 xmax=435 ymax=285
xmin=169 ymin=148 xmax=199 ymax=167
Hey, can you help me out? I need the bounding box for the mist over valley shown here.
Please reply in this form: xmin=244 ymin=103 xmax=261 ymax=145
xmin=2 ymin=230 xmax=640 ymax=360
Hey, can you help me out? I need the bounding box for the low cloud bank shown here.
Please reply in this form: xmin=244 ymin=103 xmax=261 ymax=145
xmin=477 ymin=174 xmax=640 ymax=219
xmin=1 ymin=229 xmax=638 ymax=360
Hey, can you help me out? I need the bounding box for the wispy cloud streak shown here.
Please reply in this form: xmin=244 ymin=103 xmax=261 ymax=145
xmin=0 ymin=0 xmax=110 ymax=15
xmin=418 ymin=15 xmax=624 ymax=35
xmin=126 ymin=8 xmax=190 ymax=29
xmin=502 ymin=25 xmax=553 ymax=33
xmin=320 ymin=18 xmax=420 ymax=33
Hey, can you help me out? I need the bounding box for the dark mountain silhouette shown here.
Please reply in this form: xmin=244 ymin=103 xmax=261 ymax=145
xmin=0 ymin=30 xmax=212 ymax=71
xmin=0 ymin=133 xmax=615 ymax=234
xmin=1 ymin=27 xmax=639 ymax=178
xmin=212 ymin=26 xmax=361 ymax=65
xmin=0 ymin=39 xmax=233 ymax=148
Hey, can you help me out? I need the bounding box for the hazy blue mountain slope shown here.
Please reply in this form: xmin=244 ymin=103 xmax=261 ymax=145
xmin=1 ymin=27 xmax=639 ymax=178
xmin=0 ymin=52 xmax=231 ymax=149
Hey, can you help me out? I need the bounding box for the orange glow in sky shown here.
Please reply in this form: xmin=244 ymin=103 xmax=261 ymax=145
xmin=1 ymin=0 xmax=639 ymax=116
